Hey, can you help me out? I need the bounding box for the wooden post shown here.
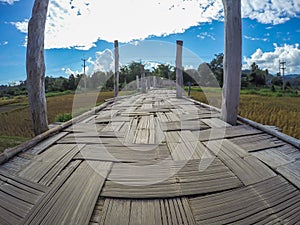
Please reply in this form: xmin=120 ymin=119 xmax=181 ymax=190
xmin=114 ymin=40 xmax=119 ymax=97
xmin=153 ymin=76 xmax=157 ymax=88
xmin=147 ymin=76 xmax=151 ymax=90
xmin=136 ymin=75 xmax=139 ymax=90
xmin=26 ymin=0 xmax=50 ymax=135
xmin=188 ymin=81 xmax=191 ymax=97
xmin=141 ymin=64 xmax=146 ymax=93
xmin=221 ymin=0 xmax=242 ymax=125
xmin=176 ymin=40 xmax=183 ymax=98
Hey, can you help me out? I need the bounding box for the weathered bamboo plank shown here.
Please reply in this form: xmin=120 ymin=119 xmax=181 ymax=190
xmin=193 ymin=125 xmax=262 ymax=142
xmin=230 ymin=133 xmax=284 ymax=152
xmin=276 ymin=160 xmax=300 ymax=189
xmin=0 ymin=204 xmax=22 ymax=225
xmin=100 ymin=198 xmax=196 ymax=225
xmin=101 ymin=159 xmax=241 ymax=198
xmin=74 ymin=144 xmax=165 ymax=162
xmin=19 ymin=144 xmax=84 ymax=184
xmin=252 ymin=148 xmax=295 ymax=168
xmin=189 ymin=176 xmax=300 ymax=224
xmin=29 ymin=132 xmax=69 ymax=154
xmin=201 ymin=118 xmax=231 ymax=128
xmin=206 ymin=140 xmax=276 ymax=185
xmin=22 ymin=161 xmax=111 ymax=225
xmin=0 ymin=170 xmax=47 ymax=193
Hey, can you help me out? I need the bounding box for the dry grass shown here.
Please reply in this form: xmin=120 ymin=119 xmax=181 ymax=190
xmin=191 ymin=92 xmax=300 ymax=139
xmin=0 ymin=91 xmax=114 ymax=138
xmin=239 ymin=95 xmax=300 ymax=139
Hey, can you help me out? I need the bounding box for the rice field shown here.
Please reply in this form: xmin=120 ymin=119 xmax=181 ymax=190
xmin=0 ymin=91 xmax=114 ymax=152
xmin=191 ymin=91 xmax=300 ymax=139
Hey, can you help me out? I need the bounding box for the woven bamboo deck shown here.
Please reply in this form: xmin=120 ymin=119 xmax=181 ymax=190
xmin=0 ymin=90 xmax=299 ymax=225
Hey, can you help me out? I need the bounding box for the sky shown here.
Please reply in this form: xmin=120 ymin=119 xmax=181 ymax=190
xmin=0 ymin=0 xmax=300 ymax=85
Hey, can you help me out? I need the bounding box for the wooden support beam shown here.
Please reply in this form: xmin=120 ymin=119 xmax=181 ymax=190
xmin=153 ymin=76 xmax=157 ymax=88
xmin=221 ymin=0 xmax=242 ymax=125
xmin=141 ymin=64 xmax=146 ymax=93
xmin=114 ymin=40 xmax=119 ymax=97
xmin=136 ymin=75 xmax=139 ymax=90
xmin=176 ymin=40 xmax=183 ymax=98
xmin=26 ymin=0 xmax=50 ymax=135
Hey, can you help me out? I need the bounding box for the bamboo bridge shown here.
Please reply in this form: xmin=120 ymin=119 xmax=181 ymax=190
xmin=0 ymin=89 xmax=299 ymax=225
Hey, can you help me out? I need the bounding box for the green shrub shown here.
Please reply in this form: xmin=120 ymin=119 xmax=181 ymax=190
xmin=55 ymin=113 xmax=72 ymax=122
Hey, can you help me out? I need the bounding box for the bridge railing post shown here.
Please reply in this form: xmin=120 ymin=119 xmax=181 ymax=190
xmin=136 ymin=75 xmax=140 ymax=90
xmin=114 ymin=40 xmax=119 ymax=98
xmin=141 ymin=64 xmax=146 ymax=93
xmin=176 ymin=40 xmax=183 ymax=98
xmin=221 ymin=0 xmax=242 ymax=125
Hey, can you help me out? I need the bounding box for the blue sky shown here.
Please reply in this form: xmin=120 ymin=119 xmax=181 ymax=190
xmin=0 ymin=0 xmax=300 ymax=85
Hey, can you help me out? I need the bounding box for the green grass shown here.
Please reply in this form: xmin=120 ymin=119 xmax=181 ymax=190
xmin=55 ymin=113 xmax=72 ymax=122
xmin=45 ymin=90 xmax=74 ymax=97
xmin=184 ymin=86 xmax=222 ymax=93
xmin=0 ymin=136 xmax=30 ymax=154
xmin=0 ymin=95 xmax=27 ymax=107
xmin=240 ymin=87 xmax=299 ymax=97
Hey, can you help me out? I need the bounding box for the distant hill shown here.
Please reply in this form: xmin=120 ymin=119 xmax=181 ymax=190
xmin=284 ymin=74 xmax=300 ymax=79
xmin=285 ymin=74 xmax=300 ymax=88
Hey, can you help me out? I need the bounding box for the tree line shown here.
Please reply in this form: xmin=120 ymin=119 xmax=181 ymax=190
xmin=1 ymin=54 xmax=298 ymax=98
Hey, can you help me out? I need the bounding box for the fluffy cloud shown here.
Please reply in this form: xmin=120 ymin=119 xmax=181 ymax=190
xmin=62 ymin=67 xmax=85 ymax=76
xmin=43 ymin=0 xmax=224 ymax=49
xmin=88 ymin=49 xmax=114 ymax=72
xmin=243 ymin=43 xmax=300 ymax=74
xmin=11 ymin=20 xmax=28 ymax=33
xmin=242 ymin=0 xmax=300 ymax=25
xmin=0 ymin=0 xmax=18 ymax=4
xmin=11 ymin=0 xmax=300 ymax=50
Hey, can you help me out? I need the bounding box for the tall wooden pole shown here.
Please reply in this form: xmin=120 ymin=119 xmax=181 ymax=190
xmin=114 ymin=40 xmax=119 ymax=97
xmin=176 ymin=40 xmax=183 ymax=98
xmin=153 ymin=76 xmax=157 ymax=88
xmin=136 ymin=75 xmax=139 ymax=90
xmin=221 ymin=0 xmax=242 ymax=125
xmin=141 ymin=64 xmax=146 ymax=93
xmin=26 ymin=0 xmax=50 ymax=135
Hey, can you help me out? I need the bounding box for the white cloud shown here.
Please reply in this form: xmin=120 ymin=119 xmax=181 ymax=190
xmin=0 ymin=0 xmax=18 ymax=4
xmin=243 ymin=43 xmax=300 ymax=74
xmin=88 ymin=49 xmax=114 ymax=73
xmin=43 ymin=0 xmax=224 ymax=49
xmin=197 ymin=32 xmax=216 ymax=40
xmin=63 ymin=67 xmax=85 ymax=76
xmin=244 ymin=35 xmax=268 ymax=42
xmin=0 ymin=41 xmax=8 ymax=46
xmin=12 ymin=0 xmax=300 ymax=50
xmin=242 ymin=0 xmax=300 ymax=25
xmin=11 ymin=19 xmax=28 ymax=33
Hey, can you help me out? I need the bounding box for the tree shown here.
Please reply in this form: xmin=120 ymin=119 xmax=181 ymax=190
xmin=26 ymin=0 xmax=50 ymax=135
xmin=209 ymin=53 xmax=224 ymax=86
xmin=153 ymin=64 xmax=173 ymax=79
xmin=221 ymin=0 xmax=242 ymax=125
xmin=250 ymin=62 xmax=259 ymax=72
xmin=248 ymin=62 xmax=266 ymax=86
xmin=68 ymin=74 xmax=76 ymax=90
